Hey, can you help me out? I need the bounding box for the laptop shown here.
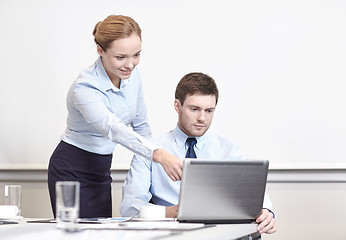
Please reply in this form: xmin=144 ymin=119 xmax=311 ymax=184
xmin=177 ymin=159 xmax=269 ymax=224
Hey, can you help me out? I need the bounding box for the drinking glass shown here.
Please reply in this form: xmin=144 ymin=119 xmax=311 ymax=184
xmin=55 ymin=181 xmax=80 ymax=230
xmin=5 ymin=185 xmax=22 ymax=216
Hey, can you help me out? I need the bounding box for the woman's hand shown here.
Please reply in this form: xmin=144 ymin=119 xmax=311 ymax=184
xmin=153 ymin=149 xmax=183 ymax=181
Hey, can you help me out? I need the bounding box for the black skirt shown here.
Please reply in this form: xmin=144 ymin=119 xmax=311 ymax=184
xmin=48 ymin=141 xmax=113 ymax=218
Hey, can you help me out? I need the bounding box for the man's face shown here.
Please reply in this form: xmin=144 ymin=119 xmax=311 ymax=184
xmin=175 ymin=94 xmax=216 ymax=137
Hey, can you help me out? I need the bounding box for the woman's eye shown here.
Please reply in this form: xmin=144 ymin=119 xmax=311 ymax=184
xmin=116 ymin=56 xmax=125 ymax=60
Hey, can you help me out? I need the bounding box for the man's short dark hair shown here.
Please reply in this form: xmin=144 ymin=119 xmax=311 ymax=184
xmin=175 ymin=72 xmax=219 ymax=106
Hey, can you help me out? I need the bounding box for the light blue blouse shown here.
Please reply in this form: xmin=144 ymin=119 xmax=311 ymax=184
xmin=62 ymin=57 xmax=157 ymax=159
xmin=120 ymin=126 xmax=273 ymax=217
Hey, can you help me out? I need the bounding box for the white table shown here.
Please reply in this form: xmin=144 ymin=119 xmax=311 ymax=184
xmin=0 ymin=219 xmax=259 ymax=240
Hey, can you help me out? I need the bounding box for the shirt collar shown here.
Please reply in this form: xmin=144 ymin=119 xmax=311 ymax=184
xmin=173 ymin=125 xmax=207 ymax=151
xmin=95 ymin=57 xmax=129 ymax=92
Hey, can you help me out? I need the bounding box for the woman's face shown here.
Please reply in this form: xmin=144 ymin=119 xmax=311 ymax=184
xmin=97 ymin=33 xmax=141 ymax=86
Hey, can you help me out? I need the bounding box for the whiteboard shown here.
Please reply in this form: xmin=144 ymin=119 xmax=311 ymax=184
xmin=1 ymin=0 xmax=346 ymax=169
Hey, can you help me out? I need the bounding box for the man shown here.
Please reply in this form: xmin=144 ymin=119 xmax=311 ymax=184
xmin=120 ymin=72 xmax=276 ymax=234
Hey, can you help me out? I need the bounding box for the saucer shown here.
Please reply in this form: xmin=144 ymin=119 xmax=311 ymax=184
xmin=0 ymin=216 xmax=23 ymax=221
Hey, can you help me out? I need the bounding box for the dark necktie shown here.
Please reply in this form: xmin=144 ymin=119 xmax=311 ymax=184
xmin=185 ymin=137 xmax=197 ymax=158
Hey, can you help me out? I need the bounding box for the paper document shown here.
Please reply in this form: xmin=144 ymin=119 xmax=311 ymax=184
xmin=80 ymin=221 xmax=208 ymax=231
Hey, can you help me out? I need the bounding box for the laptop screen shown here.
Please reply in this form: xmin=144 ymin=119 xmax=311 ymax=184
xmin=177 ymin=159 xmax=269 ymax=224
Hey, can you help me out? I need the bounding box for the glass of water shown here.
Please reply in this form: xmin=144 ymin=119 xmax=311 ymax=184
xmin=5 ymin=185 xmax=22 ymax=216
xmin=55 ymin=181 xmax=80 ymax=230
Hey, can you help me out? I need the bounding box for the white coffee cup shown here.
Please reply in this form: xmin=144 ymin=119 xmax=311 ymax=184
xmin=0 ymin=205 xmax=19 ymax=217
xmin=140 ymin=205 xmax=165 ymax=219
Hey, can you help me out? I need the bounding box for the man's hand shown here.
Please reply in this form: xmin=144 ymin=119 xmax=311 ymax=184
xmin=256 ymin=208 xmax=277 ymax=234
xmin=153 ymin=149 xmax=183 ymax=181
xmin=165 ymin=205 xmax=178 ymax=218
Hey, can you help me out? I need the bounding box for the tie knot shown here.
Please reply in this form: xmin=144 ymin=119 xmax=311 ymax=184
xmin=185 ymin=137 xmax=197 ymax=158
xmin=186 ymin=137 xmax=197 ymax=147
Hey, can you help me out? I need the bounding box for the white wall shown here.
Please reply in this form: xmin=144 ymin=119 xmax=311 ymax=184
xmin=1 ymin=0 xmax=346 ymax=168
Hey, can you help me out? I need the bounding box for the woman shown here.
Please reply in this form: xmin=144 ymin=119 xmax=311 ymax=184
xmin=48 ymin=15 xmax=182 ymax=218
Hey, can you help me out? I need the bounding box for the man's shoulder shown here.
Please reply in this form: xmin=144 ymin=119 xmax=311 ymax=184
xmin=152 ymin=129 xmax=175 ymax=146
xmin=202 ymin=132 xmax=249 ymax=159
xmin=204 ymin=132 xmax=237 ymax=145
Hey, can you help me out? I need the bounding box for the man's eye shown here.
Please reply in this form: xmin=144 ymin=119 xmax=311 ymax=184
xmin=116 ymin=56 xmax=125 ymax=60
xmin=134 ymin=53 xmax=141 ymax=58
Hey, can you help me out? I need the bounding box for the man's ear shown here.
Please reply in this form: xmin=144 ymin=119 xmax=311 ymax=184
xmin=174 ymin=99 xmax=181 ymax=113
xmin=96 ymin=45 xmax=104 ymax=56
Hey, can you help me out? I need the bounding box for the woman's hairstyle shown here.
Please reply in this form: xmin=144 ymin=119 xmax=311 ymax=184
xmin=175 ymin=72 xmax=219 ymax=106
xmin=93 ymin=15 xmax=142 ymax=51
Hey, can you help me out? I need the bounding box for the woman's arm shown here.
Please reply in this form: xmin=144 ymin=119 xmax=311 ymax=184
xmin=71 ymin=84 xmax=182 ymax=181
